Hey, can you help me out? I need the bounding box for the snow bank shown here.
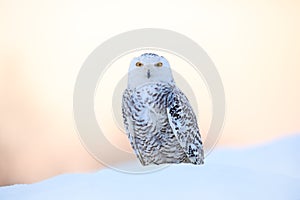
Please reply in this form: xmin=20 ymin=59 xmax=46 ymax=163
xmin=1 ymin=135 xmax=299 ymax=200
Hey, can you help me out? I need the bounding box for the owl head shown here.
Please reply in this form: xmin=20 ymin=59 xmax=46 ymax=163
xmin=127 ymin=53 xmax=174 ymax=89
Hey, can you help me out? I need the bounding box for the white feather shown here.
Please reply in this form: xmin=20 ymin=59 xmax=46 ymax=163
xmin=122 ymin=53 xmax=204 ymax=166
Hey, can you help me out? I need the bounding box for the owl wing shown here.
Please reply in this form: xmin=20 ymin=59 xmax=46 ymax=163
xmin=121 ymin=89 xmax=145 ymax=165
xmin=166 ymin=86 xmax=204 ymax=165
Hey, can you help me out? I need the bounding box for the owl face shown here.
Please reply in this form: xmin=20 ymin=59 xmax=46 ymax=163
xmin=128 ymin=53 xmax=174 ymax=89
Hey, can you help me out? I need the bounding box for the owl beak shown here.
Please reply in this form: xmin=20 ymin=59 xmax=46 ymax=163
xmin=147 ymin=69 xmax=151 ymax=79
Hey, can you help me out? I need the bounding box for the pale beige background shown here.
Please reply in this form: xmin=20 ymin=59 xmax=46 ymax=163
xmin=0 ymin=0 xmax=299 ymax=186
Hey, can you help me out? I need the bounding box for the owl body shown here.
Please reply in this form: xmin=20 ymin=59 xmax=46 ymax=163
xmin=122 ymin=53 xmax=204 ymax=165
xmin=123 ymin=82 xmax=189 ymax=165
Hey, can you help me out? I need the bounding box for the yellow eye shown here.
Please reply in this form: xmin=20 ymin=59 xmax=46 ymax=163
xmin=136 ymin=62 xmax=143 ymax=67
xmin=155 ymin=62 xmax=163 ymax=67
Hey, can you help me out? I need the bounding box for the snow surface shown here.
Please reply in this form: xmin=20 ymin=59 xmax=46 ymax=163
xmin=1 ymin=135 xmax=299 ymax=200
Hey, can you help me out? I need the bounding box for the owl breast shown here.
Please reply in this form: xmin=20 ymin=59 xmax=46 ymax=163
xmin=130 ymin=82 xmax=189 ymax=165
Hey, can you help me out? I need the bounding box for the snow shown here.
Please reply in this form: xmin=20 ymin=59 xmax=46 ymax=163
xmin=1 ymin=135 xmax=300 ymax=200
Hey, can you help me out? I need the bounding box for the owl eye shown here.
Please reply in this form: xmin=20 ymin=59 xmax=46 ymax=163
xmin=136 ymin=62 xmax=143 ymax=67
xmin=155 ymin=62 xmax=163 ymax=67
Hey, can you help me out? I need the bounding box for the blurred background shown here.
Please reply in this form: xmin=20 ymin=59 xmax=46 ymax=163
xmin=0 ymin=0 xmax=299 ymax=186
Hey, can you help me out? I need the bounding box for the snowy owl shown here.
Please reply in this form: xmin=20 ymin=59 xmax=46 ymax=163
xmin=122 ymin=53 xmax=204 ymax=165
